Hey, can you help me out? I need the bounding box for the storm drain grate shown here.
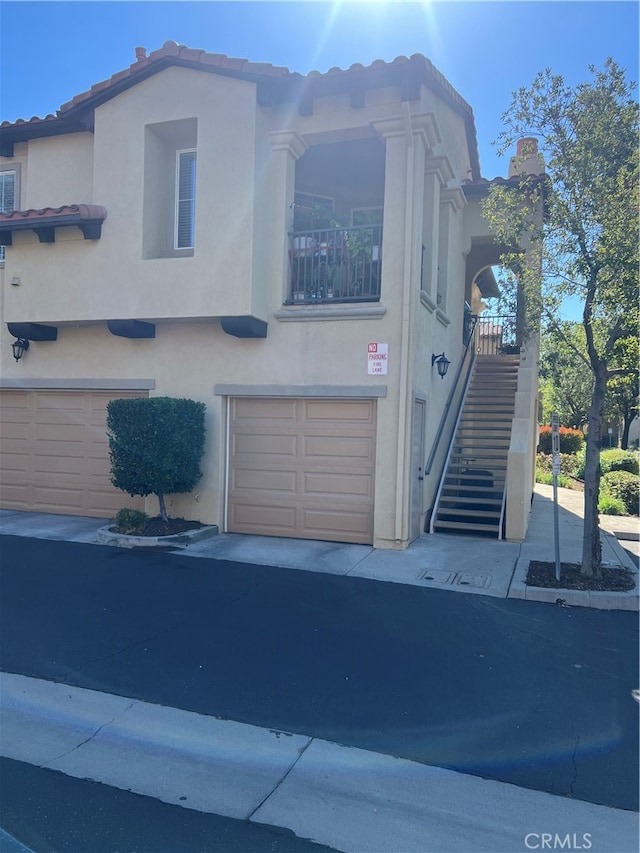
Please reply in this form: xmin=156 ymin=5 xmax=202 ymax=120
xmin=417 ymin=569 xmax=456 ymax=584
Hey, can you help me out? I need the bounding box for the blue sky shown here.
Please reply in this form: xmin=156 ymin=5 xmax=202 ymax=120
xmin=1 ymin=1 xmax=637 ymax=181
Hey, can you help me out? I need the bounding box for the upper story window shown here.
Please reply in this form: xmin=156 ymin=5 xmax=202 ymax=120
xmin=0 ymin=169 xmax=17 ymax=262
xmin=0 ymin=170 xmax=16 ymax=213
xmin=143 ymin=118 xmax=197 ymax=260
xmin=175 ymin=149 xmax=196 ymax=250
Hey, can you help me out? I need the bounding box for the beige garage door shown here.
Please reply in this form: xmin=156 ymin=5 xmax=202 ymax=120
xmin=228 ymin=397 xmax=376 ymax=544
xmin=0 ymin=389 xmax=146 ymax=517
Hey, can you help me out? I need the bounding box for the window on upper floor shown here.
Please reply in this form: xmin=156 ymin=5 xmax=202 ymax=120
xmin=0 ymin=170 xmax=16 ymax=213
xmin=175 ymin=149 xmax=196 ymax=250
xmin=0 ymin=168 xmax=18 ymax=263
xmin=143 ymin=119 xmax=197 ymax=259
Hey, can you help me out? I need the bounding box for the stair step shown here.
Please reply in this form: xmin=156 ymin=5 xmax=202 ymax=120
xmin=434 ymin=520 xmax=500 ymax=533
xmin=437 ymin=509 xmax=501 ymax=520
xmin=439 ymin=496 xmax=503 ymax=506
xmin=442 ymin=485 xmax=505 ymax=495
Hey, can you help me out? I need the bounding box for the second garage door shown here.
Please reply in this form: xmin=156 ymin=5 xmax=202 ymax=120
xmin=227 ymin=397 xmax=376 ymax=544
xmin=0 ymin=389 xmax=146 ymax=518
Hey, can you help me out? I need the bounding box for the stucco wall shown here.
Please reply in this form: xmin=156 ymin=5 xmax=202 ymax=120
xmin=1 ymin=63 xmax=500 ymax=547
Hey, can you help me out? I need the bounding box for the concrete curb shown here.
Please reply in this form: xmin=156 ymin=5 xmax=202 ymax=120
xmin=508 ymin=533 xmax=639 ymax=611
xmin=96 ymin=524 xmax=219 ymax=549
xmin=3 ymin=672 xmax=638 ymax=853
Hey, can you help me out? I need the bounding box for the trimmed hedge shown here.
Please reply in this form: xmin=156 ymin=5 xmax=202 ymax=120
xmin=599 ymin=449 xmax=639 ymax=475
xmin=601 ymin=470 xmax=639 ymax=515
xmin=576 ymin=448 xmax=639 ymax=480
xmin=538 ymin=425 xmax=584 ymax=454
xmin=107 ymin=397 xmax=206 ymax=519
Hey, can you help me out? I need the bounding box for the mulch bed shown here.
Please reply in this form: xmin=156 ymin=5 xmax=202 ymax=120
xmin=526 ymin=560 xmax=635 ymax=592
xmin=112 ymin=517 xmax=205 ymax=537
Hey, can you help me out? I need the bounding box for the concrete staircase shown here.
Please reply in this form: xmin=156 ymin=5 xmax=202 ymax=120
xmin=431 ymin=354 xmax=519 ymax=537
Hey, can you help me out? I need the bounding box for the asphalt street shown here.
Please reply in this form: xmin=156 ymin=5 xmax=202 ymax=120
xmin=1 ymin=534 xmax=638 ymax=812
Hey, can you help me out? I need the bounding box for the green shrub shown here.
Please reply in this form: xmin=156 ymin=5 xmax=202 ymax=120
xmin=598 ymin=494 xmax=627 ymax=516
xmin=107 ymin=397 xmax=206 ymax=522
xmin=535 ymin=467 xmax=574 ymax=489
xmin=601 ymin=470 xmax=639 ymax=515
xmin=599 ymin=449 xmax=639 ymax=475
xmin=537 ymin=453 xmax=582 ymax=476
xmin=113 ymin=508 xmax=149 ymax=534
xmin=538 ymin=425 xmax=584 ymax=454
xmin=575 ymin=448 xmax=639 ymax=481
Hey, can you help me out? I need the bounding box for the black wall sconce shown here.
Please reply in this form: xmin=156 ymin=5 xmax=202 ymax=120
xmin=11 ymin=338 xmax=29 ymax=362
xmin=431 ymin=352 xmax=450 ymax=379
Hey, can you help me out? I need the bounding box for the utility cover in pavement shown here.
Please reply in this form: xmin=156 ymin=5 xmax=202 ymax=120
xmin=455 ymin=573 xmax=491 ymax=588
xmin=417 ymin=569 xmax=456 ymax=584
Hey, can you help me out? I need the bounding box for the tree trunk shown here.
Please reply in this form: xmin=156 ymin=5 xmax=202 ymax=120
xmin=621 ymin=413 xmax=635 ymax=450
xmin=581 ymin=368 xmax=607 ymax=578
xmin=157 ymin=492 xmax=168 ymax=523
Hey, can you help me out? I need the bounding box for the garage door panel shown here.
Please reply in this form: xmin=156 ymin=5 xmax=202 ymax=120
xmin=234 ymin=398 xmax=298 ymax=422
xmin=303 ymin=471 xmax=373 ymax=498
xmin=232 ymin=432 xmax=297 ymax=458
xmin=304 ymin=435 xmax=374 ymax=461
xmin=304 ymin=399 xmax=374 ymax=424
xmin=232 ymin=467 xmax=297 ymax=493
xmin=228 ymin=397 xmax=376 ymax=544
xmin=302 ymin=508 xmax=371 ymax=539
xmin=33 ymin=454 xmax=86 ymax=477
xmin=0 ymin=483 xmax=30 ymax=506
xmin=32 ymin=485 xmax=85 ymax=512
xmin=230 ymin=501 xmax=297 ymax=533
xmin=0 ymin=452 xmax=29 ymax=476
xmin=0 ymin=390 xmax=145 ymax=517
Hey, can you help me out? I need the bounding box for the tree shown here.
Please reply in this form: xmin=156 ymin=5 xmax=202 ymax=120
xmin=107 ymin=397 xmax=206 ymax=523
xmin=540 ymin=323 xmax=593 ymax=429
xmin=482 ymin=60 xmax=639 ymax=578
xmin=606 ymin=336 xmax=639 ymax=449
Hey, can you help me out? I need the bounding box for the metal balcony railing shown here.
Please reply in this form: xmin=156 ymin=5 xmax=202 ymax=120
xmin=287 ymin=225 xmax=382 ymax=304
xmin=476 ymin=313 xmax=519 ymax=355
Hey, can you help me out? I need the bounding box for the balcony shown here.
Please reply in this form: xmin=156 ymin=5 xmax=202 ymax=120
xmin=287 ymin=224 xmax=382 ymax=305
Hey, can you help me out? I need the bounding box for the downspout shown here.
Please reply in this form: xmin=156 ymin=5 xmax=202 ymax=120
xmin=394 ymin=102 xmax=415 ymax=542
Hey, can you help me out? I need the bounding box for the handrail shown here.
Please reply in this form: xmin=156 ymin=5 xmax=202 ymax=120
xmin=424 ymin=314 xmax=477 ymax=476
xmin=498 ymin=483 xmax=507 ymax=540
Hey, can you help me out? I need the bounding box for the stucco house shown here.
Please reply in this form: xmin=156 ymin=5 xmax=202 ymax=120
xmin=0 ymin=42 xmax=543 ymax=548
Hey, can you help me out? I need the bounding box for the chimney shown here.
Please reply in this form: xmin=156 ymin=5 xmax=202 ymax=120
xmin=135 ymin=47 xmax=147 ymax=62
xmin=508 ymin=137 xmax=545 ymax=178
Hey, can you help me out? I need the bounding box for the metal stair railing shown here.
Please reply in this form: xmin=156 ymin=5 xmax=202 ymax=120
xmin=427 ymin=317 xmax=478 ymax=534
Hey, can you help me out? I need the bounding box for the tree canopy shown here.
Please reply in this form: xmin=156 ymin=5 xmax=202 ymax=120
xmin=481 ymin=59 xmax=639 ymax=577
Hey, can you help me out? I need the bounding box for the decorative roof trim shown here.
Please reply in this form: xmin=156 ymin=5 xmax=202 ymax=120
xmin=0 ymin=204 xmax=107 ymax=244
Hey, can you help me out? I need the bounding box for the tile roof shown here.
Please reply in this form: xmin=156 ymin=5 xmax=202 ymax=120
xmin=0 ymin=204 xmax=107 ymax=222
xmin=2 ymin=41 xmax=472 ymax=128
xmin=0 ymin=42 xmax=481 ymax=179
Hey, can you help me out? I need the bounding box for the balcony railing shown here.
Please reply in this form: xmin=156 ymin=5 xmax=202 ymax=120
xmin=476 ymin=313 xmax=519 ymax=355
xmin=287 ymin=224 xmax=382 ymax=305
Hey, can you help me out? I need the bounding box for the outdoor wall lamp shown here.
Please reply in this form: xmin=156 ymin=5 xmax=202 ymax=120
xmin=431 ymin=352 xmax=450 ymax=378
xmin=11 ymin=338 xmax=29 ymax=362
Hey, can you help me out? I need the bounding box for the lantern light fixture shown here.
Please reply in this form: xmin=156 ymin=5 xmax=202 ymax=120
xmin=431 ymin=352 xmax=450 ymax=379
xmin=11 ymin=338 xmax=29 ymax=362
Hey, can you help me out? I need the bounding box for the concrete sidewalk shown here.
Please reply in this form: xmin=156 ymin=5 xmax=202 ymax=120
xmin=1 ymin=484 xmax=637 ymax=609
xmin=2 ymin=671 xmax=637 ymax=853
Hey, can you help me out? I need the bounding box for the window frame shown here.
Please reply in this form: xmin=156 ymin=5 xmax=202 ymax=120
xmin=0 ymin=167 xmax=18 ymax=264
xmin=174 ymin=148 xmax=197 ymax=251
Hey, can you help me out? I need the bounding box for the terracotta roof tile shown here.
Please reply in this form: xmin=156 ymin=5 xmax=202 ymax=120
xmin=1 ymin=44 xmax=474 ymax=148
xmin=0 ymin=204 xmax=107 ymax=222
